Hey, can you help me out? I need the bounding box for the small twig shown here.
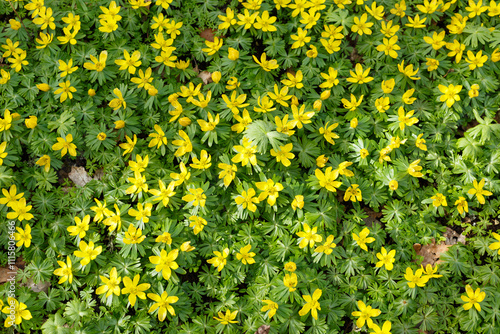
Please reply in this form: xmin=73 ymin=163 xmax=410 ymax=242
xmin=8 ymin=1 xmax=32 ymax=39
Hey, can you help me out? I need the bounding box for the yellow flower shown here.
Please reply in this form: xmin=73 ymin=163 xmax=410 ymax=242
xmin=236 ymin=244 xmax=256 ymax=265
xmin=461 ymin=285 xmax=486 ymax=311
xmin=406 ymin=14 xmax=426 ymax=28
xmin=253 ymin=96 xmax=274 ymax=114
xmin=270 ymin=143 xmax=295 ymax=167
xmin=119 ymin=135 xmax=137 ymax=156
xmin=182 ymin=188 xmax=206 ymax=207
xmin=404 ymin=267 xmax=430 ymax=288
xmin=150 ymin=180 xmax=176 ymax=207
xmin=170 ymin=162 xmax=190 ymax=186
xmin=360 ymin=148 xmax=369 ymax=159
xmin=227 ymin=47 xmax=239 ymax=60
xmin=315 ymin=167 xmax=342 ymax=192
xmin=172 ymin=130 xmax=192 ymax=157
xmin=352 ymin=301 xmax=381 ymax=328
xmin=423 ymin=31 xmax=446 ymax=50
xmin=115 ymin=50 xmax=142 ymax=74
xmin=102 ymin=204 xmax=122 ymax=232
xmin=36 ymin=83 xmax=50 ymax=91
xmin=218 ymin=163 xmax=237 ymax=187
xmin=121 ymin=274 xmax=150 ymax=307
xmin=180 ymin=241 xmax=196 ymax=252
xmin=235 ymin=188 xmax=260 ymax=212
xmin=352 ymin=228 xmax=375 ymax=251
xmin=454 ymin=196 xmax=468 ymax=215
xmin=9 ymin=19 xmax=21 ymax=30
xmin=114 ymin=120 xmax=125 ymax=129
xmin=347 ymin=63 xmax=374 ymax=84
xmin=207 ymin=248 xmax=229 ymax=271
xmin=489 ymin=232 xmax=500 ymax=254
xmin=282 ymin=70 xmax=304 ymax=89
xmin=123 ymin=224 xmax=146 ymax=245
xmin=296 ymin=223 xmax=322 ymax=248
xmin=218 ymin=7 xmax=237 ymax=29
xmin=284 ymin=261 xmax=297 ymax=272
xmin=131 ymin=67 xmax=153 ymax=90
xmin=292 ymin=104 xmax=314 ymax=129
xmin=298 ymin=289 xmax=322 ymax=320
xmin=24 ymin=116 xmax=37 ymax=129
xmin=369 ymin=321 xmax=392 ymax=334
xmin=407 ymin=159 xmax=423 ymax=177
xmin=376 ymin=35 xmax=400 ymax=58
xmin=53 ymin=256 xmax=73 ymax=284
xmin=1 ymin=297 xmax=32 ymax=328
xmin=341 ymin=94 xmax=364 ymax=111
xmin=90 ymin=198 xmax=113 ymax=223
xmin=54 ymin=80 xmax=77 ymax=102
xmin=74 ymin=240 xmax=102 ymax=266
xmin=67 ymin=215 xmax=90 ymax=239
xmin=97 ymin=132 xmax=106 ymax=141
xmin=375 ymin=247 xmax=396 ymax=270
xmin=155 ymin=232 xmax=172 ymax=244
xmin=198 ymin=112 xmax=219 ymax=132
xmin=58 ymin=59 xmax=78 ymax=77
xmin=283 ymin=273 xmax=298 ymax=292
xmin=52 ymin=134 xmax=77 ymax=157
xmin=351 ymin=13 xmax=374 ymax=35
xmin=202 ymin=36 xmax=223 ymax=56
xmin=291 ymin=195 xmax=304 ymax=211
xmin=126 ymin=171 xmax=148 ymax=195
xmin=148 ymin=292 xmax=179 ymax=321
xmin=421 ymin=263 xmax=443 ymax=278
xmin=469 ymin=84 xmax=480 ymax=98
xmin=237 ymin=8 xmax=258 ymax=29
xmin=149 ymin=249 xmax=179 ymax=280
xmin=468 ymin=178 xmax=493 ymax=204
xmin=466 ymin=50 xmax=488 ymax=70
xmin=32 ymin=6 xmax=55 ymax=30
xmin=314 ymin=235 xmax=337 ymax=254
xmin=267 ymin=84 xmax=293 ymax=107
xmin=431 ymin=193 xmax=447 ymax=207
xmin=128 ymin=202 xmax=152 ymax=223
xmin=398 ymin=60 xmax=420 ymax=80
xmin=148 ymin=124 xmax=168 ymax=149
xmin=232 ymin=137 xmax=258 ymax=166
xmin=35 ymin=32 xmax=54 ymax=49
xmin=96 ymin=267 xmax=121 ymax=298
xmin=212 ymin=71 xmax=221 ymax=83
xmin=466 ymin=0 xmax=488 ymax=17
xmin=397 ymin=107 xmax=419 ymax=130
xmin=253 ymin=52 xmax=279 ymax=71
xmin=84 ymin=50 xmax=108 ymax=72
xmin=381 ymin=79 xmax=395 ymax=93
xmin=213 ymin=309 xmax=238 ymax=325
xmin=319 ymin=122 xmax=339 ymax=145
xmin=344 ymin=184 xmax=362 ymax=202
xmin=13 ymin=224 xmax=31 ymax=248
xmin=291 ymin=27 xmax=311 ymax=49
xmin=189 ymin=216 xmax=208 ymax=235
xmin=261 ymin=300 xmax=278 ymax=318
xmin=256 ymin=179 xmax=283 ymax=206
xmin=36 ymin=155 xmax=51 ymax=173
xmin=232 ymin=109 xmax=252 ymax=133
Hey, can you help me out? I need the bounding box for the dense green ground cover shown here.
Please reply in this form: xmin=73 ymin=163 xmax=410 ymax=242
xmin=1 ymin=0 xmax=500 ymax=333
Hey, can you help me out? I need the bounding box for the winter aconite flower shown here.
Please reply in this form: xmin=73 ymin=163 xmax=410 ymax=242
xmin=207 ymin=248 xmax=229 ymax=271
xmin=431 ymin=193 xmax=447 ymax=207
xmin=148 ymin=292 xmax=178 ymax=321
xmin=299 ymin=289 xmax=322 ymax=320
xmin=52 ymin=134 xmax=77 ymax=157
xmin=261 ymin=300 xmax=278 ymax=319
xmin=74 ymin=240 xmax=102 ymax=266
xmin=214 ymin=310 xmax=238 ymax=325
xmin=121 ymin=274 xmax=150 ymax=307
xmin=84 ymin=50 xmax=108 ymax=72
xmin=7 ymin=198 xmax=34 ymax=222
xmin=149 ymin=249 xmax=179 ymax=280
xmin=2 ymin=297 xmax=32 ymax=328
xmin=369 ymin=321 xmax=392 ymax=334
xmin=489 ymin=233 xmax=500 ymax=254
xmin=67 ymin=215 xmax=90 ymax=239
xmin=352 ymin=227 xmax=375 ymax=251
xmin=352 ymin=301 xmax=381 ymax=328
xmin=408 ymin=160 xmax=423 ymax=177
xmin=54 ymin=81 xmax=77 ymax=102
xmin=182 ymin=188 xmax=206 ymax=207
xmin=375 ymin=247 xmax=396 ymax=270
xmin=236 ymin=244 xmax=256 ymax=264
xmin=123 ymin=224 xmax=146 ymax=245
xmin=344 ymin=184 xmax=362 ymax=202
xmin=256 ymin=179 xmax=283 ymax=206
xmin=438 ymin=84 xmax=462 ymax=107
xmin=284 ymin=273 xmax=297 ymax=291
xmin=468 ymin=179 xmax=492 ymax=204
xmin=14 ymin=224 xmax=32 ymax=248
xmin=315 ymin=235 xmax=337 ymax=254
xmin=202 ymin=37 xmax=223 ymax=56
xmin=189 ymin=216 xmax=207 ymax=235
xmin=96 ymin=267 xmax=122 ymax=298
xmin=53 ymin=256 xmax=73 ymax=284
xmin=404 ymin=267 xmax=429 ymax=288
xmin=296 ymin=223 xmax=322 ymax=248
xmin=461 ymin=285 xmax=486 ymax=311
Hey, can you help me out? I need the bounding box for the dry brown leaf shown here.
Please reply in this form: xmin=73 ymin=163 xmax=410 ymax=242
xmin=198 ymin=71 xmax=213 ymax=85
xmin=200 ymin=28 xmax=215 ymax=42
xmin=414 ymin=238 xmax=451 ymax=266
xmin=68 ymin=166 xmax=103 ymax=187
xmin=443 ymin=227 xmax=466 ymax=245
xmin=254 ymin=325 xmax=270 ymax=334
xmin=0 ymin=266 xmax=18 ymax=284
